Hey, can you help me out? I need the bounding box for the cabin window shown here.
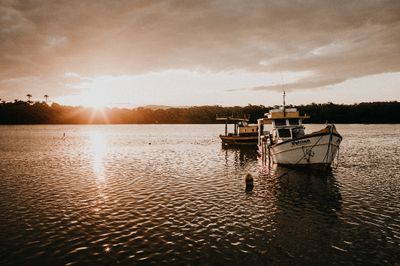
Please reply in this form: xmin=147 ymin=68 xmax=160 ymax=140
xmin=292 ymin=127 xmax=305 ymax=138
xmin=275 ymin=119 xmax=286 ymax=126
xmin=288 ymin=119 xmax=299 ymax=125
xmin=278 ymin=128 xmax=291 ymax=138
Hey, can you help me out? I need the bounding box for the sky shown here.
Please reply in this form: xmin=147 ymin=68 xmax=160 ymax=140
xmin=1 ymin=0 xmax=399 ymax=107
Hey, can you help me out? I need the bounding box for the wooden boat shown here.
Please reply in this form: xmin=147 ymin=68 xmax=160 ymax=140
xmin=217 ymin=116 xmax=258 ymax=147
xmin=257 ymin=93 xmax=342 ymax=169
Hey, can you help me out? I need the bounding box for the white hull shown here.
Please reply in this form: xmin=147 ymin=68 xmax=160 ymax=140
xmin=271 ymin=134 xmax=341 ymax=166
xmin=259 ymin=128 xmax=342 ymax=168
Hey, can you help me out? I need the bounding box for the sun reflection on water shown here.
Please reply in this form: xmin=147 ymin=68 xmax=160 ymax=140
xmin=89 ymin=130 xmax=107 ymax=182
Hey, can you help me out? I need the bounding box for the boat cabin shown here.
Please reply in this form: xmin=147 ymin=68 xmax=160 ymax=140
xmin=217 ymin=116 xmax=257 ymax=137
xmin=238 ymin=122 xmax=258 ymax=135
xmin=217 ymin=116 xmax=259 ymax=146
xmin=258 ymin=107 xmax=309 ymax=144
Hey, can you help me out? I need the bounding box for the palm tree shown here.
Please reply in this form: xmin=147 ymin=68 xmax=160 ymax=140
xmin=26 ymin=94 xmax=32 ymax=103
xmin=44 ymin=94 xmax=49 ymax=103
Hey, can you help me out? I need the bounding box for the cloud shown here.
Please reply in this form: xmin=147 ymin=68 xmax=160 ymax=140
xmin=0 ymin=0 xmax=400 ymax=101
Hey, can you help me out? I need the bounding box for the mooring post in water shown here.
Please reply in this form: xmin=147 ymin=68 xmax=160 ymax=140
xmin=245 ymin=173 xmax=254 ymax=192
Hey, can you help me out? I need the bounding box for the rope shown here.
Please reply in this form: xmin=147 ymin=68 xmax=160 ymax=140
xmin=322 ymin=125 xmax=334 ymax=163
xmin=294 ymin=131 xmax=326 ymax=164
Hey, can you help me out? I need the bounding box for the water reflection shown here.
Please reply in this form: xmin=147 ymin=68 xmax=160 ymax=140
xmin=222 ymin=146 xmax=258 ymax=167
xmin=89 ymin=130 xmax=107 ymax=182
xmin=259 ymin=165 xmax=343 ymax=264
xmin=269 ymin=165 xmax=342 ymax=212
xmin=0 ymin=125 xmax=398 ymax=265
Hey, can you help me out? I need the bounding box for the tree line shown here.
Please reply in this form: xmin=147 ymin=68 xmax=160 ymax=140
xmin=0 ymin=100 xmax=399 ymax=124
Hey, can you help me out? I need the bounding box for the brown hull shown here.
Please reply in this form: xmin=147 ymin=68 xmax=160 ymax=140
xmin=220 ymin=135 xmax=258 ymax=146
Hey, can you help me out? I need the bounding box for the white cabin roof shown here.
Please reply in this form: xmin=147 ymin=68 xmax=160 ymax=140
xmin=261 ymin=107 xmax=309 ymax=123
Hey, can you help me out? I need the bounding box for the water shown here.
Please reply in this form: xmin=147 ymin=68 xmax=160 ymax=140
xmin=0 ymin=124 xmax=399 ymax=265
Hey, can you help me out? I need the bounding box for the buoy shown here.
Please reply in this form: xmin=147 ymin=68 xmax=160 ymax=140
xmin=245 ymin=173 xmax=254 ymax=192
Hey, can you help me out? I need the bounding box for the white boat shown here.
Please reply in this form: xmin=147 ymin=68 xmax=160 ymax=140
xmin=257 ymin=94 xmax=342 ymax=169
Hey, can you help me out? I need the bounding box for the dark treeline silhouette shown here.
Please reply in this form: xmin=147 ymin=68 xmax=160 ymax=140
xmin=0 ymin=100 xmax=399 ymax=124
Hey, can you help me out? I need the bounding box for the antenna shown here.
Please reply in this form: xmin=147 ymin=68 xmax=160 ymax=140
xmin=280 ymin=73 xmax=286 ymax=116
xmin=283 ymin=90 xmax=286 ymax=116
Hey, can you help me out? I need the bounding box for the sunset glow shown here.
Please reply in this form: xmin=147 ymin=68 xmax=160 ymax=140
xmin=54 ymin=70 xmax=314 ymax=107
xmin=1 ymin=1 xmax=399 ymax=106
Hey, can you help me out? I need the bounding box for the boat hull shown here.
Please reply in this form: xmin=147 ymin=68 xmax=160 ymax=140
xmin=220 ymin=135 xmax=258 ymax=146
xmin=270 ymin=131 xmax=342 ymax=167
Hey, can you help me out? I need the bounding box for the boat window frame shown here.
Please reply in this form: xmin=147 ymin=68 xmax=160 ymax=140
xmin=277 ymin=128 xmax=292 ymax=138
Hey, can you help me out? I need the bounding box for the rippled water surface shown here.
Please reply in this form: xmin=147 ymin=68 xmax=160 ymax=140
xmin=0 ymin=124 xmax=399 ymax=265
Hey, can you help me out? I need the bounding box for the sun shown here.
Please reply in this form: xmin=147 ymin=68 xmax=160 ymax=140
xmin=88 ymin=105 xmax=110 ymax=124
xmin=79 ymin=87 xmax=111 ymax=123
